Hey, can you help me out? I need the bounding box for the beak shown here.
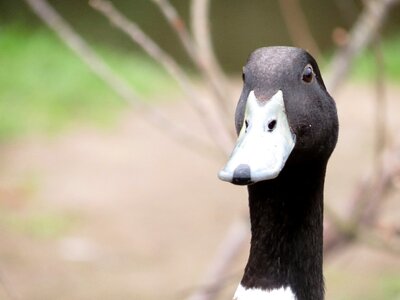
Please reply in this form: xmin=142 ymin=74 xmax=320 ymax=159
xmin=218 ymin=90 xmax=296 ymax=185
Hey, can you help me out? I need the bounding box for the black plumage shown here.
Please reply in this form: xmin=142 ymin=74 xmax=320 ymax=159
xmin=226 ymin=46 xmax=339 ymax=300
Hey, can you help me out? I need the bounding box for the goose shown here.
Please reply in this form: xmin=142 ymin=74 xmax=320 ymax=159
xmin=218 ymin=47 xmax=339 ymax=300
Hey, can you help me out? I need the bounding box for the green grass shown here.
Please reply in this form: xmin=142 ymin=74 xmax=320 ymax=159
xmin=0 ymin=210 xmax=78 ymax=239
xmin=0 ymin=25 xmax=177 ymax=141
xmin=326 ymin=268 xmax=400 ymax=300
xmin=350 ymin=35 xmax=400 ymax=82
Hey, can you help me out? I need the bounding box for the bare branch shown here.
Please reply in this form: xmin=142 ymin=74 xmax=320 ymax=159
xmin=326 ymin=0 xmax=400 ymax=92
xmin=359 ymin=148 xmax=400 ymax=226
xmin=190 ymin=0 xmax=233 ymax=113
xmin=324 ymin=145 xmax=400 ymax=256
xmin=372 ymin=35 xmax=387 ymax=163
xmin=152 ymin=0 xmax=233 ymax=123
xmin=358 ymin=226 xmax=400 ymax=256
xmin=24 ymin=0 xmax=140 ymax=105
xmin=187 ymin=219 xmax=249 ymax=300
xmin=334 ymin=0 xmax=359 ymax=26
xmin=278 ymin=0 xmax=321 ymax=58
xmin=150 ymin=0 xmax=198 ymax=62
xmin=90 ymin=0 xmax=233 ymax=154
xmin=23 ymin=0 xmax=221 ymax=159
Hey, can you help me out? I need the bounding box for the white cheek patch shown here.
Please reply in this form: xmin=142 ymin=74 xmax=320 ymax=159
xmin=233 ymin=284 xmax=296 ymax=300
xmin=218 ymin=90 xmax=296 ymax=184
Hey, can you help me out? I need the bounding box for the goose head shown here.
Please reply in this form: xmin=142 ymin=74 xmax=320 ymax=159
xmin=219 ymin=47 xmax=338 ymax=185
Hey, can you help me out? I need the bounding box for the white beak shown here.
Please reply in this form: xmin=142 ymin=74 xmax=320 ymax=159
xmin=218 ymin=90 xmax=296 ymax=185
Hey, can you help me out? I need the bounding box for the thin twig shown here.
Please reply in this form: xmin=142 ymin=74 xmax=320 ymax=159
xmin=187 ymin=219 xmax=249 ymax=300
xmin=334 ymin=0 xmax=359 ymax=26
xmin=278 ymin=0 xmax=321 ymax=58
xmin=152 ymin=0 xmax=232 ymax=125
xmin=349 ymin=146 xmax=398 ymax=230
xmin=179 ymin=270 xmax=243 ymax=300
xmin=190 ymin=0 xmax=232 ymax=115
xmin=25 ymin=0 xmax=139 ymax=105
xmin=150 ymin=0 xmax=198 ymax=63
xmin=191 ymin=0 xmax=223 ymax=79
xmin=372 ymin=34 xmax=387 ymax=164
xmin=324 ymin=204 xmax=354 ymax=239
xmin=89 ymin=0 xmax=233 ymax=155
xmin=326 ymin=0 xmax=399 ymax=92
xmin=359 ymin=148 xmax=400 ymax=226
xmin=23 ymin=0 xmax=222 ymax=159
xmin=324 ymin=145 xmax=400 ymax=256
xmin=358 ymin=226 xmax=400 ymax=256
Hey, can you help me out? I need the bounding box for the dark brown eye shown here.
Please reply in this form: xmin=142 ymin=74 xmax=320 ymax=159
xmin=242 ymin=67 xmax=246 ymax=82
xmin=302 ymin=65 xmax=314 ymax=83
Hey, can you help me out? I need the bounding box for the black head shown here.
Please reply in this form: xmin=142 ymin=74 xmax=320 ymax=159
xmin=219 ymin=47 xmax=338 ymax=185
xmin=237 ymin=46 xmax=338 ymax=165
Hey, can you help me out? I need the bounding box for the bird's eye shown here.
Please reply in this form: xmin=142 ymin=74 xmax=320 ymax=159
xmin=242 ymin=72 xmax=245 ymax=82
xmin=302 ymin=65 xmax=314 ymax=83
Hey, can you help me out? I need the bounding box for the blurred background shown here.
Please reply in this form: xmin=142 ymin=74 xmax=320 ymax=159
xmin=0 ymin=0 xmax=399 ymax=299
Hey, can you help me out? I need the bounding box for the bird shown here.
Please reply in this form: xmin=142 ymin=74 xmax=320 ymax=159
xmin=218 ymin=46 xmax=339 ymax=300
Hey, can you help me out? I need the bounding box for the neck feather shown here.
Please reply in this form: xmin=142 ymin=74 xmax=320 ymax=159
xmin=241 ymin=162 xmax=326 ymax=300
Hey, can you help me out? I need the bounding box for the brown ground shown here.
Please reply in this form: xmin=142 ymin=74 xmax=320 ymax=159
xmin=0 ymin=83 xmax=399 ymax=300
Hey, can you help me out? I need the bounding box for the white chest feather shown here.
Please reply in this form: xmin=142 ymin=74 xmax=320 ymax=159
xmin=233 ymin=284 xmax=296 ymax=300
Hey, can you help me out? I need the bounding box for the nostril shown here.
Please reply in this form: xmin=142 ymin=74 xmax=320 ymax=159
xmin=232 ymin=164 xmax=251 ymax=185
xmin=267 ymin=120 xmax=277 ymax=132
xmin=268 ymin=120 xmax=277 ymax=131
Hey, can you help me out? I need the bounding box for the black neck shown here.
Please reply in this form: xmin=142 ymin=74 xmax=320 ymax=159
xmin=241 ymin=162 xmax=326 ymax=300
